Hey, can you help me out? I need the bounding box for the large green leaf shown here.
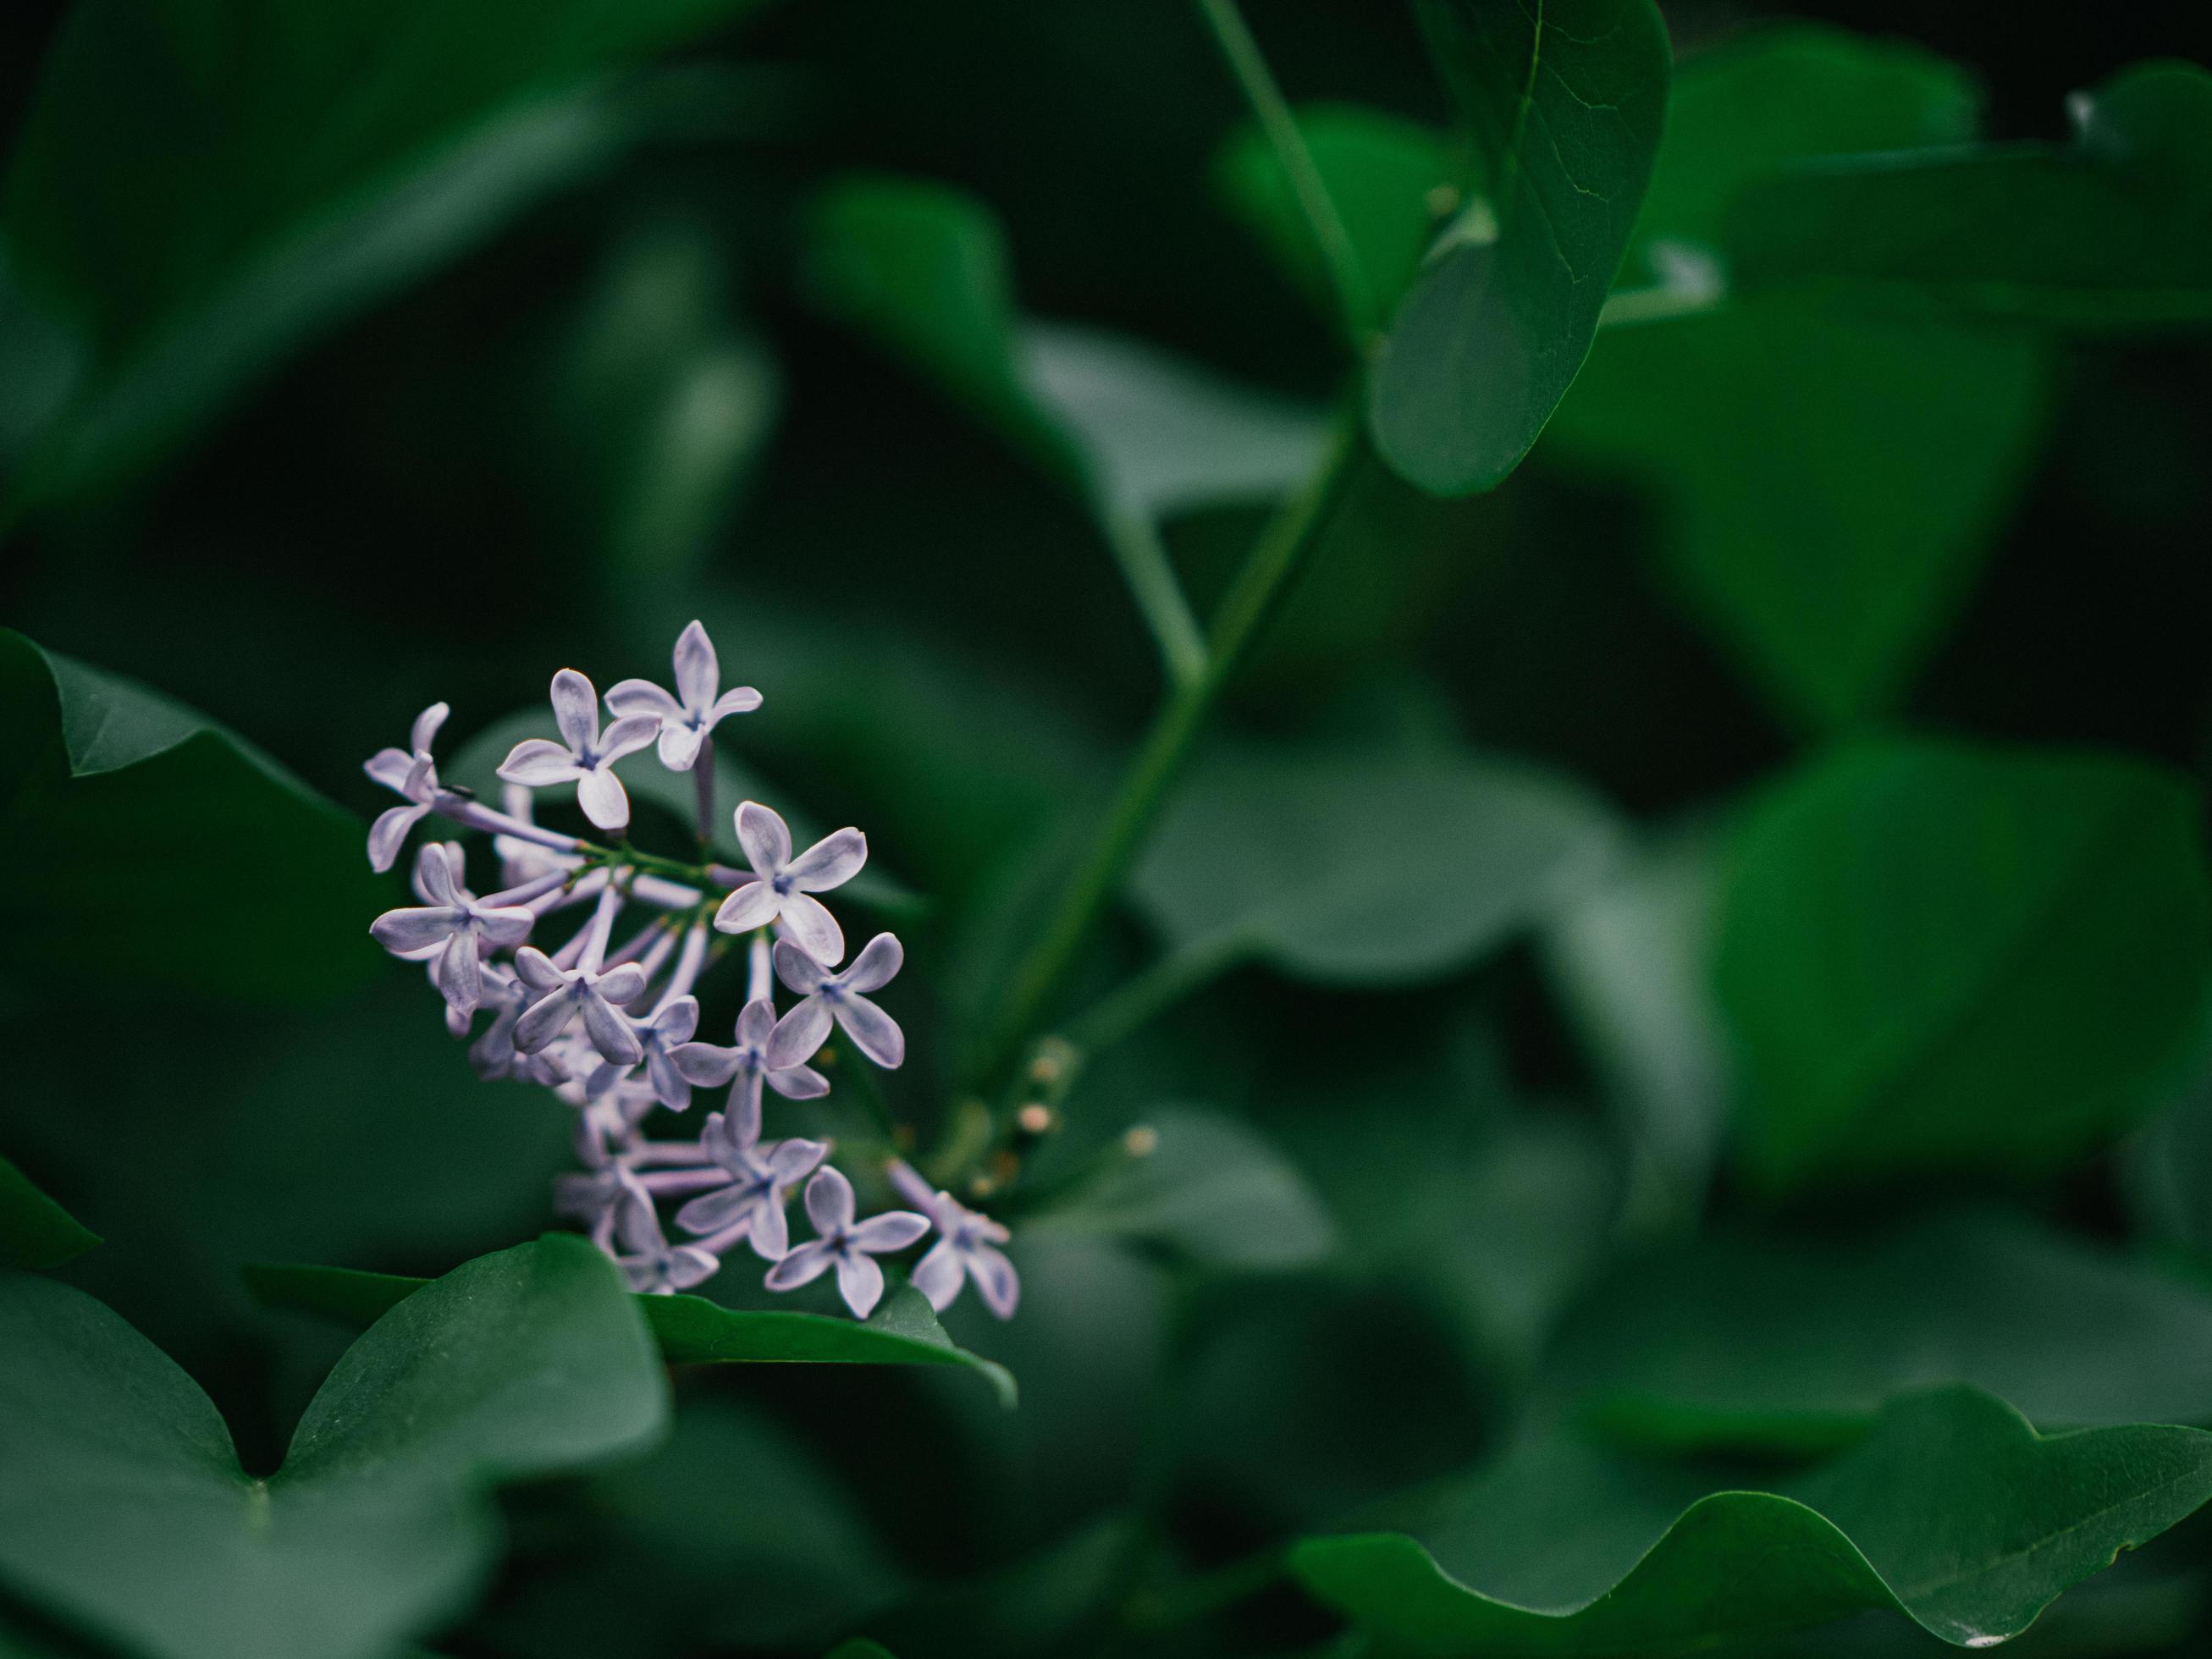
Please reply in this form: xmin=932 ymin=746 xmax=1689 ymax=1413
xmin=1714 ymin=739 xmax=2212 ymax=1193
xmin=0 ymin=1236 xmax=665 ymax=1659
xmin=1367 ymin=0 xmax=1669 ymax=494
xmin=1544 ymin=27 xmax=2055 ymax=730
xmin=245 ymin=1257 xmax=1018 ymax=1407
xmin=0 ymin=0 xmax=763 ymax=506
xmin=1294 ymin=1386 xmax=2212 ymax=1654
xmin=1128 ymin=741 xmax=1619 ymax=987
xmin=1546 ymin=1210 xmax=2212 ymax=1454
xmin=1729 ymin=62 xmax=2212 ymax=328
xmin=0 ymin=629 xmax=388 ymax=1002
xmin=0 ymin=1157 xmax=97 ymax=1272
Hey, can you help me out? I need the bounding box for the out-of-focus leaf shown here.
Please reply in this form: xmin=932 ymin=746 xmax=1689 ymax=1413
xmin=1731 ymin=63 xmax=2212 ymax=328
xmin=1214 ymin=103 xmax=1459 ymax=335
xmin=1714 ymin=739 xmax=2212 ymax=1193
xmin=0 ymin=629 xmax=387 ymax=1002
xmin=863 ymin=1516 xmax=1136 ymax=1659
xmin=1022 ymin=1106 xmax=1336 ymax=1271
xmin=245 ymin=1260 xmax=1017 ymax=1407
xmin=1545 ymin=27 xmax=2055 ymax=730
xmin=1546 ymin=1210 xmax=2212 ymax=1454
xmin=0 ymin=1158 xmax=97 ymax=1272
xmin=2123 ymin=1018 xmax=2212 ymax=1261
xmin=1368 ymin=0 xmax=1669 ymax=493
xmin=1 ymin=0 xmax=766 ymax=505
xmin=805 ymin=175 xmax=1328 ymax=530
xmin=536 ymin=218 xmax=781 ymax=585
xmin=0 ymin=1237 xmax=665 ymax=1659
xmin=1294 ymin=1387 xmax=2212 ymax=1655
xmin=1128 ymin=741 xmax=1619 ymax=986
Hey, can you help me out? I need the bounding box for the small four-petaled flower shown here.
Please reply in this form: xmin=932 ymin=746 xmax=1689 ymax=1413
xmin=606 ymin=619 xmax=763 ymax=771
xmin=770 ymin=934 xmax=907 ymax=1068
xmin=370 ymin=844 xmax=535 ymax=1017
xmin=713 ymin=802 xmax=867 ymax=964
xmin=497 ymin=669 xmax=660 ymax=831
xmin=511 ymin=946 xmax=651 ymax=1065
xmin=363 ymin=702 xmax=448 ymax=872
xmin=764 ymin=1166 xmax=929 ymax=1318
xmin=670 ymin=996 xmax=829 ymax=1141
xmin=673 ymin=1109 xmax=830 ymax=1259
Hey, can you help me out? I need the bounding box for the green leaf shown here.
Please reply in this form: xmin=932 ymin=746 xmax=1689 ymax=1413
xmin=1022 ymin=1106 xmax=1337 ymax=1271
xmin=0 ymin=1236 xmax=665 ymax=1659
xmin=1214 ymin=103 xmax=1460 ymax=334
xmin=1544 ymin=27 xmax=2055 ymax=729
xmin=1714 ymin=739 xmax=2212 ymax=1193
xmin=0 ymin=630 xmax=388 ymax=1002
xmin=2 ymin=0 xmax=764 ymax=505
xmin=1128 ymin=741 xmax=1619 ymax=986
xmin=244 ymin=1258 xmax=1018 ymax=1407
xmin=1729 ymin=62 xmax=2212 ymax=328
xmin=1547 ymin=1210 xmax=2212 ymax=1455
xmin=0 ymin=1157 xmax=97 ymax=1272
xmin=1294 ymin=1386 xmax=2212 ymax=1654
xmin=1368 ymin=0 xmax=1670 ymax=494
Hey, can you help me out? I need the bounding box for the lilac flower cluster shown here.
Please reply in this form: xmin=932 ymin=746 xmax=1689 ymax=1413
xmin=362 ymin=621 xmax=1017 ymax=1321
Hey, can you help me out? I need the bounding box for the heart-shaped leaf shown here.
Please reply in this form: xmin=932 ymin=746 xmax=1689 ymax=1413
xmin=1367 ymin=0 xmax=1670 ymax=494
xmin=0 ymin=1155 xmax=97 ymax=1271
xmin=1729 ymin=62 xmax=2212 ymax=328
xmin=1294 ymin=1386 xmax=2212 ymax=1654
xmin=245 ymin=1257 xmax=1016 ymax=1407
xmin=1546 ymin=1209 xmax=2212 ymax=1453
xmin=0 ymin=630 xmax=389 ymax=1001
xmin=1714 ymin=739 xmax=2212 ymax=1193
xmin=0 ymin=1235 xmax=665 ymax=1659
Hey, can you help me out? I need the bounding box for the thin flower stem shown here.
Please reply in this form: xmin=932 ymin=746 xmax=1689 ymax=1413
xmin=637 ymin=1167 xmax=728 ymax=1195
xmin=747 ymin=930 xmax=773 ymax=1003
xmin=976 ymin=415 xmax=1365 ymax=1086
xmin=692 ymin=752 xmax=716 ymax=846
xmin=580 ymin=885 xmax=623 ymax=973
xmin=1062 ymin=934 xmax=1249 ymax=1055
xmin=1194 ymin=0 xmax=1374 ymax=342
xmin=626 ymin=1140 xmax=719 ymax=1167
xmin=1106 ymin=510 xmax=1209 ymax=690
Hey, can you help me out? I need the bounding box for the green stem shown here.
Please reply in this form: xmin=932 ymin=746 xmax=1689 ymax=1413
xmin=1196 ymin=0 xmax=1374 ymax=341
xmin=977 ymin=416 xmax=1365 ymax=1084
xmin=1105 ymin=510 xmax=1209 ymax=689
xmin=1063 ymin=934 xmax=1247 ymax=1055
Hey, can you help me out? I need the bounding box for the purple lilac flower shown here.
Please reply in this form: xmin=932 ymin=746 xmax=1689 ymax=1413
xmin=672 ymin=1110 xmax=829 ymax=1259
xmin=511 ymin=945 xmax=650 ymax=1065
xmin=763 ymin=1166 xmax=929 ymax=1318
xmin=669 ymin=997 xmax=830 ymax=1141
xmin=909 ymin=1192 xmax=1020 ymax=1320
xmin=712 ymin=802 xmax=867 ymax=964
xmin=606 ymin=620 xmax=763 ymax=771
xmin=363 ymin=702 xmax=449 ymax=872
xmin=496 ymin=669 xmax=660 ymax=832
xmin=768 ymin=934 xmax=907 ymax=1069
xmin=587 ymin=995 xmax=703 ymax=1111
xmin=613 ymin=1198 xmax=720 ymax=1295
xmin=370 ymin=844 xmax=536 ymax=1017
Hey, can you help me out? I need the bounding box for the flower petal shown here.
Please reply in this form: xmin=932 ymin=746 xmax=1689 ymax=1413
xmin=748 ymin=1193 xmax=791 ymax=1261
xmin=835 ymin=993 xmax=906 ymax=1069
xmin=804 ymin=1166 xmax=856 ymax=1234
xmin=910 ymin=1240 xmax=964 ymax=1311
xmin=370 ymin=906 xmax=458 ymax=954
xmin=778 ymin=893 xmax=846 ymax=967
xmin=512 ymin=945 xmax=568 ymax=992
xmin=581 ymin=992 xmax=645 ymax=1065
xmin=785 ymin=828 xmax=867 ymax=893
xmin=413 ymin=841 xmax=460 ymax=907
xmin=767 ymin=1137 xmax=830 ymax=1184
xmin=669 ymin=1247 xmax=721 ymax=1289
xmin=766 ymin=998 xmax=833 ymax=1071
xmin=763 ymin=1238 xmax=835 ymax=1292
xmin=713 ymin=880 xmax=779 ymax=935
xmin=646 ymin=1046 xmax=692 ymax=1111
xmin=710 ymin=686 xmax=763 ymax=721
xmin=735 ymin=801 xmax=792 ymax=876
xmin=574 ymin=766 xmax=630 ymax=831
xmin=766 ymin=1062 xmax=829 ymax=1100
xmin=835 ymin=1251 xmax=886 ymax=1319
xmin=852 ymin=1210 xmax=929 ymax=1254
xmin=410 ymin=702 xmax=450 ymax=754
xmin=365 ymin=747 xmax=415 ymax=793
xmin=435 ymin=929 xmax=482 ymax=1017
xmin=604 ymin=677 xmax=681 ymax=720
xmin=367 ymin=801 xmax=429 ymax=872
xmin=497 ymin=739 xmax=582 ymax=787
xmin=735 ymin=997 xmax=777 ymax=1047
xmin=669 ymin=1041 xmax=740 ymax=1086
xmin=673 ymin=620 xmax=719 ymax=710
xmin=600 ymin=714 xmax=661 ymax=762
xmin=657 ymin=724 xmax=705 ymax=772
xmin=771 ymin=939 xmax=831 ymax=996
xmin=475 ymin=906 xmax=536 ymax=948
xmin=593 ymin=963 xmax=648 ymax=1005
xmin=674 ymin=1183 xmax=750 ymax=1236
xmin=513 ymin=989 xmax=577 ymax=1054
xmin=844 ymin=932 xmax=904 ymax=995
xmin=550 ymin=668 xmax=600 ymax=753
xmin=970 ymin=1244 xmax=1021 ymax=1319
xmin=654 ymin=995 xmax=701 ymax=1043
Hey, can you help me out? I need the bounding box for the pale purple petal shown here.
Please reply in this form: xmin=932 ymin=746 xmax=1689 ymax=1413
xmin=646 ymin=1046 xmax=692 ymax=1111
xmin=764 ymin=1238 xmax=835 ymax=1292
xmin=600 ymin=714 xmax=661 ymax=763
xmin=970 ymin=1245 xmax=1020 ymax=1318
xmin=370 ymin=907 xmax=458 ymax=954
xmin=728 ymin=1072 xmax=765 ymax=1147
xmin=785 ymin=829 xmax=867 ymax=893
xmin=654 ymin=996 xmax=701 ymax=1044
xmin=475 ymin=907 xmax=536 ymax=948
xmin=851 ymin=1210 xmax=929 ymax=1254
xmin=435 ymin=929 xmax=482 ymax=1016
xmin=835 ymin=994 xmax=906 ymax=1069
xmin=413 ymin=842 xmax=460 ymax=907
xmin=766 ymin=1062 xmax=829 ymax=1100
xmin=835 ymin=1252 xmax=886 ymax=1318
xmin=910 ymin=1240 xmax=963 ymax=1311
xmin=550 ymin=669 xmax=600 ymax=753
xmin=673 ymin=620 xmax=719 ymax=709
xmin=709 ymin=686 xmax=763 ymax=721
xmin=766 ymin=999 xmax=833 ymax=1071
xmin=675 ymin=1184 xmax=751 ymax=1236
xmin=657 ymin=724 xmax=705 ymax=771
xmin=514 ymin=989 xmax=577 ymax=1053
xmin=512 ymin=946 xmax=568 ymax=992
xmin=736 ymin=802 xmax=792 ymax=876
xmin=771 ymin=939 xmax=831 ymax=996
xmin=574 ymin=766 xmax=630 ymax=831
xmin=498 ymin=739 xmax=582 ymax=787
xmin=581 ymin=992 xmax=645 ymax=1065
xmin=714 ymin=880 xmax=779 ymax=935
xmin=615 ymin=1188 xmax=666 ymax=1255
xmin=669 ymin=1042 xmax=741 ymax=1087
xmin=593 ymin=963 xmax=648 ymax=1005
xmin=409 ymin=702 xmax=450 ymax=754
xmin=748 ymin=1193 xmax=792 ymax=1261
xmin=604 ymin=678 xmax=681 ymax=720
xmin=778 ymin=894 xmax=846 ymax=967
xmin=766 ymin=1138 xmax=830 ymax=1184
xmin=365 ymin=748 xmax=415 ymax=792
xmin=804 ymin=1166 xmax=855 ymax=1234
xmin=367 ymin=801 xmax=430 ymax=872
xmin=844 ymin=932 xmax=904 ymax=995
xmin=735 ymin=998 xmax=778 ymax=1047
xmin=668 ymin=1246 xmax=721 ymax=1289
